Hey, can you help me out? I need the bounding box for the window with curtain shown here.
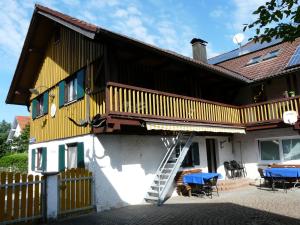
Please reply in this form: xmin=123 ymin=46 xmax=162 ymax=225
xmin=36 ymin=148 xmax=43 ymax=170
xmin=282 ymin=138 xmax=300 ymax=160
xmin=260 ymin=140 xmax=280 ymax=161
xmin=65 ymin=77 xmax=78 ymax=103
xmin=67 ymin=144 xmax=77 ymax=169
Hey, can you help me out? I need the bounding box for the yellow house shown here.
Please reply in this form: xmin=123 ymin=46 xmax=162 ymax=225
xmin=6 ymin=5 xmax=300 ymax=210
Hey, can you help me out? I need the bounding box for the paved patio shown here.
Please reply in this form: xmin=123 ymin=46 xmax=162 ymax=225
xmin=52 ymin=186 xmax=300 ymax=225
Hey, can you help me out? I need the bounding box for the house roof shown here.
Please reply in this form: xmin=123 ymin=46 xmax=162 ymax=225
xmin=209 ymin=38 xmax=300 ymax=81
xmin=15 ymin=116 xmax=30 ymax=130
xmin=6 ymin=4 xmax=251 ymax=106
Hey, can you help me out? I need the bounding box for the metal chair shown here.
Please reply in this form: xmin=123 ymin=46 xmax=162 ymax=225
xmin=202 ymin=176 xmax=219 ymax=199
xmin=258 ymin=168 xmax=270 ymax=188
xmin=224 ymin=161 xmax=235 ymax=178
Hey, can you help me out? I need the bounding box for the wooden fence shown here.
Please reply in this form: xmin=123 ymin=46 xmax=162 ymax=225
xmin=58 ymin=168 xmax=93 ymax=215
xmin=0 ymin=172 xmax=44 ymax=224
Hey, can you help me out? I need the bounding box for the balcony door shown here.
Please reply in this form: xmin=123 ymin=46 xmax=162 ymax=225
xmin=206 ymin=139 xmax=218 ymax=173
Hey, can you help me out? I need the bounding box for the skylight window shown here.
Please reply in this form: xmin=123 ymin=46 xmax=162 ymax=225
xmin=286 ymin=45 xmax=300 ymax=68
xmin=263 ymin=49 xmax=280 ymax=61
xmin=246 ymin=56 xmax=261 ymax=65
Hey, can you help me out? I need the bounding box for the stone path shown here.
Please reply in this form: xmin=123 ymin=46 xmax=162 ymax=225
xmin=51 ymin=187 xmax=300 ymax=225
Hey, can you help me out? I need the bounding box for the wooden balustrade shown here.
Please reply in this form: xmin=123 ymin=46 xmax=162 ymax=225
xmin=105 ymin=82 xmax=241 ymax=125
xmin=240 ymin=96 xmax=300 ymax=124
xmin=90 ymin=82 xmax=300 ymax=127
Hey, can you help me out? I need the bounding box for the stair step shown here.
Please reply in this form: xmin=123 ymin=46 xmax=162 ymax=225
xmin=148 ymin=190 xmax=159 ymax=197
xmin=145 ymin=196 xmax=159 ymax=202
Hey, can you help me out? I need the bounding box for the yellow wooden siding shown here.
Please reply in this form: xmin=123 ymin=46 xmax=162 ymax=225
xmin=30 ymin=27 xmax=104 ymax=143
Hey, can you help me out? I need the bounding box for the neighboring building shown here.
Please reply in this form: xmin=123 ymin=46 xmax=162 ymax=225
xmin=7 ymin=116 xmax=30 ymax=142
xmin=5 ymin=5 xmax=300 ymax=211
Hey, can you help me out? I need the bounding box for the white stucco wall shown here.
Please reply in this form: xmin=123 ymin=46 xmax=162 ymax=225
xmin=28 ymin=134 xmax=233 ymax=211
xmin=233 ymin=127 xmax=300 ymax=179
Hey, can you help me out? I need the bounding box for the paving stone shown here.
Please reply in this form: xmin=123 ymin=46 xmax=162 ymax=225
xmin=51 ymin=187 xmax=300 ymax=225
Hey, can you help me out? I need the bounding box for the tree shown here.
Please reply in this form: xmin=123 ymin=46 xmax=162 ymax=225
xmin=11 ymin=125 xmax=30 ymax=153
xmin=0 ymin=120 xmax=11 ymax=157
xmin=244 ymin=0 xmax=300 ymax=43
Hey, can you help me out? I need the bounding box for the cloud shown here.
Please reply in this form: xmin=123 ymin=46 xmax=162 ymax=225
xmin=209 ymin=8 xmax=224 ymax=18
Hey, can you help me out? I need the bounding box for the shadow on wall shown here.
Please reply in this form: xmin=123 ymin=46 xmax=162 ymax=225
xmin=54 ymin=202 xmax=300 ymax=225
xmin=85 ymin=134 xmax=176 ymax=210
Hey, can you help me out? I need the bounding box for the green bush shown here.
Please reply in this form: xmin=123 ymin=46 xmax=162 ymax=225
xmin=0 ymin=153 xmax=28 ymax=172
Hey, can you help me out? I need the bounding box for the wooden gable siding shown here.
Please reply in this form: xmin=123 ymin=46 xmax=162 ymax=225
xmin=30 ymin=27 xmax=104 ymax=142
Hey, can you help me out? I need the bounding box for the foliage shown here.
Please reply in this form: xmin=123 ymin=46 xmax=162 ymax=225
xmin=0 ymin=153 xmax=28 ymax=172
xmin=11 ymin=125 xmax=30 ymax=153
xmin=244 ymin=0 xmax=300 ymax=43
xmin=0 ymin=120 xmax=11 ymax=157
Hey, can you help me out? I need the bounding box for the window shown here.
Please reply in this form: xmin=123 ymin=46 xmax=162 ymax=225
xmin=65 ymin=77 xmax=78 ymax=103
xmin=67 ymin=144 xmax=78 ymax=169
xmin=31 ymin=147 xmax=47 ymax=171
xmin=282 ymin=139 xmax=300 ymax=160
xmin=260 ymin=140 xmax=280 ymax=161
xmin=263 ymin=49 xmax=280 ymax=61
xmin=176 ymin=142 xmax=200 ymax=167
xmin=58 ymin=142 xmax=84 ymax=171
xmin=59 ymin=69 xmax=85 ymax=107
xmin=31 ymin=91 xmax=49 ymax=119
xmin=246 ymin=56 xmax=261 ymax=65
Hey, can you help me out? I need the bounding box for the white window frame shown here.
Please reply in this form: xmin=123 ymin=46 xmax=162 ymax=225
xmin=65 ymin=77 xmax=77 ymax=103
xmin=36 ymin=148 xmax=43 ymax=171
xmin=257 ymin=135 xmax=300 ymax=163
xmin=66 ymin=143 xmax=78 ymax=169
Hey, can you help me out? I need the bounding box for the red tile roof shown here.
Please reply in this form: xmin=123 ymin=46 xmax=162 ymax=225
xmin=216 ymin=38 xmax=300 ymax=81
xmin=15 ymin=116 xmax=30 ymax=131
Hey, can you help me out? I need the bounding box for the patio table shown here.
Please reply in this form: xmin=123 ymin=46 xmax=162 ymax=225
xmin=264 ymin=168 xmax=300 ymax=190
xmin=183 ymin=172 xmax=221 ymax=185
xmin=264 ymin=168 xmax=300 ymax=178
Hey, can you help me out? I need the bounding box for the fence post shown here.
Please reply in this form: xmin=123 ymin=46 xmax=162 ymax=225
xmin=42 ymin=172 xmax=59 ymax=221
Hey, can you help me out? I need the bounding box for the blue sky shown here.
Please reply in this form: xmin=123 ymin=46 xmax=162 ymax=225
xmin=0 ymin=0 xmax=265 ymax=123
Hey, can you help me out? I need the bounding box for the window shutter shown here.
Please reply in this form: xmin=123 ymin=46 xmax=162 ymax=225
xmin=31 ymin=99 xmax=37 ymax=119
xmin=58 ymin=145 xmax=65 ymax=172
xmin=77 ymin=142 xmax=85 ymax=168
xmin=76 ymin=69 xmax=85 ymax=100
xmin=42 ymin=147 xmax=47 ymax=171
xmin=192 ymin=143 xmax=200 ymax=166
xmin=43 ymin=91 xmax=49 ymax=115
xmin=59 ymin=81 xmax=65 ymax=108
xmin=31 ymin=149 xmax=36 ymax=171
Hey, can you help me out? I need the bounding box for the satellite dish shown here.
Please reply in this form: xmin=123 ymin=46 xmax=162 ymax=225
xmin=283 ymin=111 xmax=298 ymax=125
xmin=233 ymin=33 xmax=245 ymax=45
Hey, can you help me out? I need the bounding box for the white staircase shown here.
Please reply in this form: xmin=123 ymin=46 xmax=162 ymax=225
xmin=144 ymin=132 xmax=194 ymax=205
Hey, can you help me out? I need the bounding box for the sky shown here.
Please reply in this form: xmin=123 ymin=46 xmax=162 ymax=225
xmin=0 ymin=0 xmax=266 ymax=123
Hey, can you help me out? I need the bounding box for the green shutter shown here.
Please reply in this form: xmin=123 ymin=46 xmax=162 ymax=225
xmin=32 ymin=99 xmax=37 ymax=119
xmin=42 ymin=147 xmax=47 ymax=171
xmin=43 ymin=91 xmax=49 ymax=115
xmin=76 ymin=69 xmax=85 ymax=100
xmin=77 ymin=142 xmax=84 ymax=168
xmin=58 ymin=145 xmax=65 ymax=172
xmin=59 ymin=81 xmax=65 ymax=108
xmin=31 ymin=149 xmax=36 ymax=171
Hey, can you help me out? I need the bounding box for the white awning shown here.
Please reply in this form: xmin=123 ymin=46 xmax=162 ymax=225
xmin=146 ymin=122 xmax=246 ymax=134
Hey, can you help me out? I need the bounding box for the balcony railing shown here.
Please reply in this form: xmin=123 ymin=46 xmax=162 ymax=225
xmin=90 ymin=82 xmax=300 ymax=128
xmin=105 ymin=82 xmax=241 ymax=125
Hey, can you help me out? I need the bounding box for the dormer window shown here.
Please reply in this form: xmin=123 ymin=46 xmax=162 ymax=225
xmin=263 ymin=49 xmax=280 ymax=61
xmin=246 ymin=56 xmax=261 ymax=66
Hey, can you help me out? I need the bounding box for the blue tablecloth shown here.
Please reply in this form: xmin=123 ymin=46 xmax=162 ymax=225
xmin=264 ymin=168 xmax=300 ymax=178
xmin=183 ymin=172 xmax=221 ymax=185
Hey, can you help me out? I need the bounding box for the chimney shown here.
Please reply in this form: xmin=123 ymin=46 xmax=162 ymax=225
xmin=190 ymin=38 xmax=208 ymax=63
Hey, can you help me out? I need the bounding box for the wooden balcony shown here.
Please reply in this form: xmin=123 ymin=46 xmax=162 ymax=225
xmin=90 ymin=82 xmax=300 ymax=131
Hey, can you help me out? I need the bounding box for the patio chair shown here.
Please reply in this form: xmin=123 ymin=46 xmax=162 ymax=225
xmin=230 ymin=160 xmax=244 ymax=178
xmin=202 ymin=176 xmax=219 ymax=199
xmin=224 ymin=161 xmax=235 ymax=178
xmin=231 ymin=160 xmax=246 ymax=177
xmin=258 ymin=168 xmax=269 ymax=188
